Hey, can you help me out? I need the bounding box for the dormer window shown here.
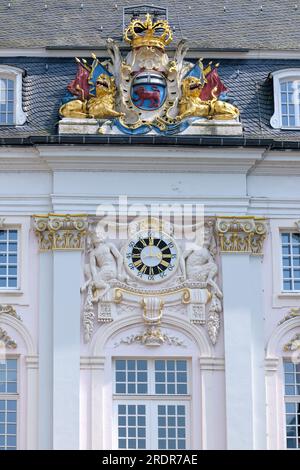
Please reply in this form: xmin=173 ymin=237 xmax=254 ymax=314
xmin=271 ymin=69 xmax=300 ymax=130
xmin=0 ymin=66 xmax=26 ymax=126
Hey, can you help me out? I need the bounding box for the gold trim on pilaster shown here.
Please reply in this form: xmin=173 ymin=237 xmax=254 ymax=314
xmin=32 ymin=213 xmax=88 ymax=251
xmin=215 ymin=216 xmax=267 ymax=255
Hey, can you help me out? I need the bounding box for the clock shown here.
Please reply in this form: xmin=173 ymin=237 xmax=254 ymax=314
xmin=125 ymin=230 xmax=179 ymax=283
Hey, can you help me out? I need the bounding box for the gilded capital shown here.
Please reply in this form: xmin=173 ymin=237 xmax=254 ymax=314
xmin=33 ymin=213 xmax=88 ymax=251
xmin=215 ymin=216 xmax=267 ymax=255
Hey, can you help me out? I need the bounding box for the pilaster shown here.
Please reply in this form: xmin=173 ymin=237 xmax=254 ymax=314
xmin=33 ymin=213 xmax=88 ymax=450
xmin=216 ymin=216 xmax=268 ymax=450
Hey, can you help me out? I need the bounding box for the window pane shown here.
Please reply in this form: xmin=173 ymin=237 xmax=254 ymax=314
xmin=284 ymin=362 xmax=300 ymax=449
xmin=0 ymin=400 xmax=17 ymax=450
xmin=115 ymin=360 xmax=148 ymax=395
xmin=0 ymin=230 xmax=18 ymax=289
xmin=155 ymin=360 xmax=188 ymax=395
xmin=281 ymin=233 xmax=300 ymax=292
xmin=157 ymin=404 xmax=186 ymax=450
xmin=0 ymin=78 xmax=15 ymax=125
xmin=117 ymin=404 xmax=146 ymax=449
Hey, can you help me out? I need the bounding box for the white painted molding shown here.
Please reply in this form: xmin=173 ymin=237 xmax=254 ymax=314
xmin=0 ymin=314 xmax=36 ymax=355
xmin=270 ymin=68 xmax=300 ymax=129
xmin=1 ymin=48 xmax=300 ymax=61
xmin=2 ymin=147 xmax=300 ymax=176
xmin=266 ymin=317 xmax=300 ymax=358
xmin=0 ymin=65 xmax=27 ymax=125
xmin=37 ymin=146 xmax=264 ymax=174
xmin=199 ymin=357 xmax=225 ymax=371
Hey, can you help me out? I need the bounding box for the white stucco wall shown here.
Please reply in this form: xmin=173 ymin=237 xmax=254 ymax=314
xmin=0 ymin=144 xmax=300 ymax=449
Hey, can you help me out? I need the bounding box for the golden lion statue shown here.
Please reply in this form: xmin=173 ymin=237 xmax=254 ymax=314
xmin=59 ymin=74 xmax=123 ymax=119
xmin=59 ymin=97 xmax=88 ymax=119
xmin=177 ymin=76 xmax=239 ymax=121
xmin=87 ymin=74 xmax=124 ymax=119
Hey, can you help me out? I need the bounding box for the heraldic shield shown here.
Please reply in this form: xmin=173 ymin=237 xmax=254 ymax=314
xmin=131 ymin=72 xmax=167 ymax=111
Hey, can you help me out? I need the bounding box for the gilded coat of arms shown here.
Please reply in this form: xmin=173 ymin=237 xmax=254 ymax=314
xmin=59 ymin=14 xmax=240 ymax=135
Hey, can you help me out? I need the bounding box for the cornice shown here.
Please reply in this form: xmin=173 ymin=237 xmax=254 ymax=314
xmin=1 ymin=146 xmax=300 ymax=175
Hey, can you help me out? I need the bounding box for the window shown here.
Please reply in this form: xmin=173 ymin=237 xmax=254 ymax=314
xmin=0 ymin=359 xmax=18 ymax=450
xmin=281 ymin=233 xmax=300 ymax=291
xmin=284 ymin=361 xmax=300 ymax=449
xmin=0 ymin=230 xmax=18 ymax=289
xmin=0 ymin=66 xmax=26 ymax=126
xmin=271 ymin=69 xmax=300 ymax=129
xmin=114 ymin=359 xmax=190 ymax=450
xmin=0 ymin=78 xmax=14 ymax=125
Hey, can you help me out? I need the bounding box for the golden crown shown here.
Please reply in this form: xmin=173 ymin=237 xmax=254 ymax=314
xmin=124 ymin=13 xmax=172 ymax=50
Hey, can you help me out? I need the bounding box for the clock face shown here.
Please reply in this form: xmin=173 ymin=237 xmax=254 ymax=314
xmin=125 ymin=230 xmax=179 ymax=283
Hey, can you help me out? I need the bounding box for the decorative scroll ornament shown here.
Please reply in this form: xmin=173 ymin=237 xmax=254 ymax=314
xmin=0 ymin=327 xmax=17 ymax=349
xmin=216 ymin=217 xmax=267 ymax=255
xmin=58 ymin=14 xmax=240 ymax=135
xmin=284 ymin=334 xmax=300 ymax=352
xmin=278 ymin=308 xmax=300 ymax=325
xmin=0 ymin=305 xmax=21 ymax=321
xmin=33 ymin=213 xmax=88 ymax=251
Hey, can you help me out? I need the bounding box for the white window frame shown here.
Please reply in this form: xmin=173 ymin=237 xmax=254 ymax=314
xmin=0 ymin=355 xmax=19 ymax=451
xmin=0 ymin=228 xmax=19 ymax=291
xmin=280 ymin=231 xmax=300 ymax=293
xmin=270 ymin=220 xmax=300 ymax=307
xmin=271 ymin=69 xmax=300 ymax=130
xmin=112 ymin=358 xmax=191 ymax=450
xmin=0 ymin=65 xmax=26 ymax=126
xmin=283 ymin=359 xmax=300 ymax=450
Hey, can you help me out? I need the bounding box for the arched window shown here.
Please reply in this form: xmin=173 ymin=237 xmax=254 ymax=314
xmin=0 ymin=66 xmax=26 ymax=126
xmin=266 ymin=315 xmax=300 ymax=449
xmin=271 ymin=69 xmax=300 ymax=130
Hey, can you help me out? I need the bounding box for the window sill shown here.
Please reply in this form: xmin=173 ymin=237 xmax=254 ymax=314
xmin=278 ymin=292 xmax=300 ymax=299
xmin=0 ymin=289 xmax=23 ymax=296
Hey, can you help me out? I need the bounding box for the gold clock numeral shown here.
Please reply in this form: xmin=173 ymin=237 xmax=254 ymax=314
xmin=140 ymin=238 xmax=147 ymax=247
xmin=140 ymin=264 xmax=147 ymax=274
xmin=160 ymin=260 xmax=169 ymax=268
xmin=149 ymin=267 xmax=154 ymax=276
xmin=162 ymin=254 xmax=172 ymax=259
xmin=134 ymin=260 xmax=143 ymax=268
xmin=161 ymin=245 xmax=170 ymax=252
xmin=132 ymin=254 xmax=141 ymax=259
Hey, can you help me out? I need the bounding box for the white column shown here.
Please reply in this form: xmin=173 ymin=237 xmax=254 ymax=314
xmin=33 ymin=214 xmax=87 ymax=450
xmin=37 ymin=250 xmax=53 ymax=449
xmin=26 ymin=356 xmax=39 ymax=449
xmin=217 ymin=217 xmax=267 ymax=450
xmin=52 ymin=250 xmax=82 ymax=449
xmin=91 ymin=357 xmax=105 ymax=450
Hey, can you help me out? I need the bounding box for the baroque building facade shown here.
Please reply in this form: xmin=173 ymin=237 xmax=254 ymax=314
xmin=0 ymin=1 xmax=300 ymax=451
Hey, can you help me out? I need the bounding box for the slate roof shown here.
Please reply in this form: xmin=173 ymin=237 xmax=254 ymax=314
xmin=0 ymin=0 xmax=299 ymax=51
xmin=0 ymin=56 xmax=300 ymax=144
xmin=0 ymin=2 xmax=300 ymax=145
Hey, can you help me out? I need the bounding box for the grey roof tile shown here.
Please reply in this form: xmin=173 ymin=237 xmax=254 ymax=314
xmin=0 ymin=1 xmax=299 ymax=51
xmin=0 ymin=57 xmax=300 ymax=141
